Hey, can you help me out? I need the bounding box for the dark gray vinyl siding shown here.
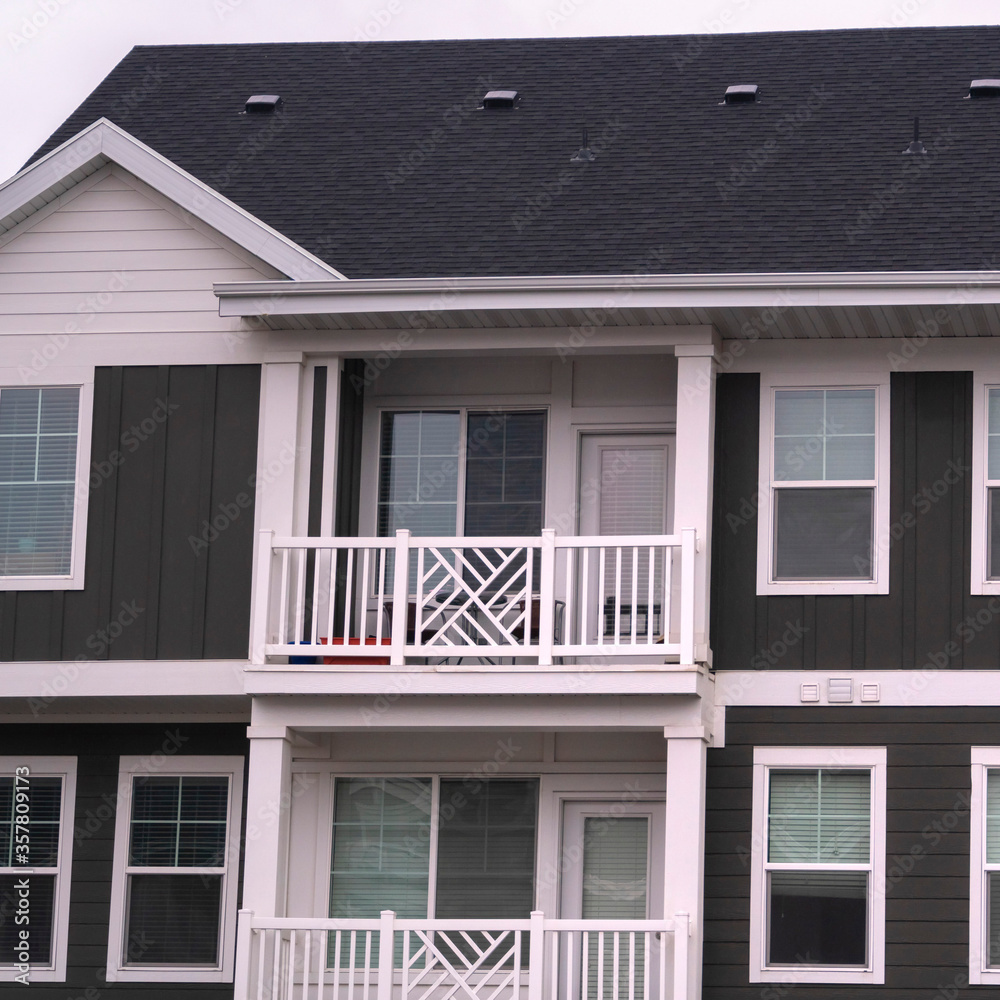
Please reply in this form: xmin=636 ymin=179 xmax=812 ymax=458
xmin=710 ymin=370 xmax=1000 ymax=671
xmin=0 ymin=723 xmax=248 ymax=999
xmin=704 ymin=706 xmax=980 ymax=999
xmin=0 ymin=365 xmax=260 ymax=661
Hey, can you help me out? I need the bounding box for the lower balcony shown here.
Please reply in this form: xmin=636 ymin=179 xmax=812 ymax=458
xmin=235 ymin=911 xmax=690 ymax=1000
xmin=253 ymin=528 xmax=698 ymax=668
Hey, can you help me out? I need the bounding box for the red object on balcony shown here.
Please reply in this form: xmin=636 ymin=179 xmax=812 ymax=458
xmin=319 ymin=637 xmax=391 ymax=665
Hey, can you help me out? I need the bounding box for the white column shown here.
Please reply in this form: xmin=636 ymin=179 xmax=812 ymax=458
xmin=241 ymin=725 xmax=293 ymax=917
xmin=664 ymin=731 xmax=708 ymax=1000
xmin=256 ymin=356 xmax=307 ymax=537
xmin=673 ymin=342 xmax=719 ymax=662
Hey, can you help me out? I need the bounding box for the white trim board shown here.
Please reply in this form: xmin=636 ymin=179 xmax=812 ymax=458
xmin=716 ymin=670 xmax=1000 ymax=707
xmin=0 ymin=119 xmax=342 ymax=281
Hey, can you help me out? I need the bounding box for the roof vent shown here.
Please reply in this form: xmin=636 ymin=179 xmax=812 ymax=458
xmin=570 ymin=127 xmax=596 ymax=163
xmin=722 ymin=84 xmax=759 ymax=104
xmin=245 ymin=94 xmax=282 ymax=113
xmin=482 ymin=90 xmax=518 ymax=109
xmin=968 ymin=79 xmax=1000 ymax=99
xmin=903 ymin=116 xmax=926 ymax=155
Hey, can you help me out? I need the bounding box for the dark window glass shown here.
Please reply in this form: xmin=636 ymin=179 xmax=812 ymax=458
xmin=124 ymin=874 xmax=221 ymax=965
xmin=464 ymin=412 xmax=545 ymax=536
xmin=0 ymin=874 xmax=54 ymax=965
xmin=774 ymin=488 xmax=873 ymax=580
xmin=768 ymin=871 xmax=867 ymax=965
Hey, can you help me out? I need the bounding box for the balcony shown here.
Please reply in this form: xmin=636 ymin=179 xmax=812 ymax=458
xmin=252 ymin=528 xmax=698 ymax=668
xmin=234 ymin=910 xmax=691 ymax=1000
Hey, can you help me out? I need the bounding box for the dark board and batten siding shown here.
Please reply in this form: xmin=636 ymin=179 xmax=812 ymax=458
xmin=0 ymin=724 xmax=247 ymax=1000
xmin=705 ymin=707 xmax=979 ymax=999
xmin=0 ymin=365 xmax=261 ymax=662
xmin=710 ymin=370 xmax=1000 ymax=671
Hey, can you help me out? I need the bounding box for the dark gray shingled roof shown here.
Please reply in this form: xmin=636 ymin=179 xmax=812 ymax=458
xmin=29 ymin=28 xmax=1000 ymax=279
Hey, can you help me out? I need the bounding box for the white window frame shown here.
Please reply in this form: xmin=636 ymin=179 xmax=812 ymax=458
xmin=749 ymin=746 xmax=887 ymax=985
xmin=0 ymin=757 xmax=76 ymax=983
xmin=970 ymin=747 xmax=1000 ymax=981
xmin=756 ymin=375 xmax=891 ymax=595
xmin=105 ymin=755 xmax=244 ymax=984
xmin=971 ymin=377 xmax=1000 ymax=594
xmin=0 ymin=375 xmax=94 ymax=591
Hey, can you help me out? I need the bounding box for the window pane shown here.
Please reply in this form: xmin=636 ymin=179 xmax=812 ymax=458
xmin=0 ymin=874 xmax=54 ymax=966
xmin=129 ymin=776 xmax=229 ymax=867
xmin=774 ymin=389 xmax=875 ymax=482
xmin=581 ymin=816 xmax=648 ymax=920
xmin=988 ymin=872 xmax=1000 ymax=967
xmin=986 ymin=771 xmax=1000 ymax=863
xmin=768 ymin=871 xmax=867 ymax=966
xmin=125 ymin=873 xmax=221 ymax=965
xmin=774 ymin=488 xmax=873 ymax=580
xmin=378 ymin=412 xmax=459 ymax=539
xmin=769 ymin=770 xmax=870 ymax=864
xmin=989 ymin=389 xmax=1000 ymax=481
xmin=989 ymin=489 xmax=1000 ymax=580
xmin=464 ymin=412 xmax=545 ymax=537
xmin=330 ymin=778 xmax=432 ymax=919
xmin=0 ymin=387 xmax=79 ymax=578
xmin=436 ymin=780 xmax=537 ymax=919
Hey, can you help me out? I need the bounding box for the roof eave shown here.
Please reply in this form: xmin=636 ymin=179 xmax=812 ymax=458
xmin=214 ymin=270 xmax=1000 ymax=318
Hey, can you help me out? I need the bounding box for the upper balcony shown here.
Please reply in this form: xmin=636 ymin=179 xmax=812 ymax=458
xmin=252 ymin=526 xmax=697 ymax=669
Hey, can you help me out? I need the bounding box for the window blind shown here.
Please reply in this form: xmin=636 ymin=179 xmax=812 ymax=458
xmin=580 ymin=815 xmax=648 ymax=920
xmin=0 ymin=387 xmax=79 ymax=577
xmin=768 ymin=769 xmax=870 ymax=864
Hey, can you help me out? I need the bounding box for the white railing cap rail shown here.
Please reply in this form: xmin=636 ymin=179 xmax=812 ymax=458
xmin=247 ymin=915 xmax=676 ymax=932
xmin=269 ymin=532 xmax=690 ymax=549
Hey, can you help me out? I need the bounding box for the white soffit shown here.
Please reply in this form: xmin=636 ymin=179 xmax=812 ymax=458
xmin=0 ymin=118 xmax=343 ymax=281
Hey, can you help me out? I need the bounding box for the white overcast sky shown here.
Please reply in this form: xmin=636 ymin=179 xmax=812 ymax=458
xmin=1 ymin=0 xmax=998 ymax=180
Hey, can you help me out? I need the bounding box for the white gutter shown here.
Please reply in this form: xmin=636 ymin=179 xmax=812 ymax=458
xmin=215 ymin=270 xmax=1000 ymax=317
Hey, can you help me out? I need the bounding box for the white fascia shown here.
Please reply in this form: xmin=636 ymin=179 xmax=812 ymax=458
xmin=0 ymin=119 xmax=342 ymax=281
xmin=214 ymin=270 xmax=1000 ymax=320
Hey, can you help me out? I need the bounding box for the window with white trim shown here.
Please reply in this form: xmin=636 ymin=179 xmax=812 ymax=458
xmin=106 ymin=756 xmax=243 ymax=983
xmin=0 ymin=757 xmax=76 ymax=983
xmin=750 ymin=747 xmax=886 ymax=984
xmin=0 ymin=382 xmax=93 ymax=591
xmin=969 ymin=748 xmax=1000 ymax=981
xmin=973 ymin=384 xmax=1000 ymax=593
xmin=758 ymin=379 xmax=890 ymax=595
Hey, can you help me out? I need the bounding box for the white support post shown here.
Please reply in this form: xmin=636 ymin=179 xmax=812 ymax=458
xmin=390 ymin=530 xmax=411 ymax=665
xmin=377 ymin=910 xmax=396 ymax=1000
xmin=252 ymin=359 xmax=306 ymax=665
xmin=679 ymin=528 xmax=696 ymax=667
xmin=664 ymin=733 xmax=707 ymax=1000
xmin=673 ymin=342 xmax=719 ymax=665
xmin=233 ymin=908 xmax=254 ymax=1000
xmin=250 ymin=529 xmax=274 ymax=664
xmin=538 ymin=529 xmax=556 ymax=665
xmin=528 ymin=910 xmax=545 ymax=1000
xmin=242 ymin=725 xmax=293 ymax=919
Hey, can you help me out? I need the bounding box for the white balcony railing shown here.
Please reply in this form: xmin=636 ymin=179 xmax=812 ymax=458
xmin=253 ymin=528 xmax=697 ymax=666
xmin=234 ymin=910 xmax=690 ymax=1000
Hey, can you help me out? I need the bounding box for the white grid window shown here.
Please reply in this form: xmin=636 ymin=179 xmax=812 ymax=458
xmin=969 ymin=749 xmax=1000 ymax=981
xmin=750 ymin=747 xmax=886 ymax=985
xmin=758 ymin=378 xmax=890 ymax=595
xmin=0 ymin=381 xmax=93 ymax=591
xmin=0 ymin=757 xmax=76 ymax=983
xmin=106 ymin=756 xmax=243 ymax=984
